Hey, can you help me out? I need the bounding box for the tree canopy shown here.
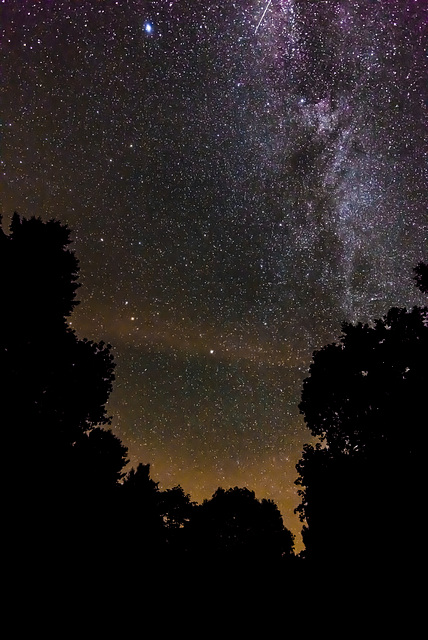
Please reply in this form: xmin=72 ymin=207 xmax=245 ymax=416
xmin=0 ymin=212 xmax=80 ymax=332
xmin=1 ymin=214 xmax=126 ymax=496
xmin=4 ymin=211 xmax=426 ymax=582
xmin=185 ymin=486 xmax=295 ymax=567
xmin=2 ymin=213 xmax=298 ymax=583
xmin=299 ymin=305 xmax=428 ymax=458
xmin=414 ymin=261 xmax=428 ymax=294
xmin=295 ymin=263 xmax=428 ymax=566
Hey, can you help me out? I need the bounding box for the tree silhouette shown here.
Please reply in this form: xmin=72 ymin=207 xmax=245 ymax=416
xmin=184 ymin=486 xmax=294 ymax=571
xmin=120 ymin=463 xmax=196 ymax=566
xmin=296 ymin=267 xmax=428 ymax=567
xmin=158 ymin=485 xmax=195 ymax=531
xmin=72 ymin=427 xmax=128 ymax=492
xmin=122 ymin=463 xmax=161 ymax=519
xmin=1 ymin=212 xmax=80 ymax=332
xmin=414 ymin=262 xmax=428 ymax=294
xmin=1 ymin=214 xmax=128 ymax=567
xmin=3 ymin=212 xmax=304 ymax=587
xmin=300 ymin=306 xmax=427 ymax=458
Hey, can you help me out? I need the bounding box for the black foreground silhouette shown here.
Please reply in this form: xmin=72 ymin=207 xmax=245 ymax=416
xmin=2 ymin=213 xmax=425 ymax=609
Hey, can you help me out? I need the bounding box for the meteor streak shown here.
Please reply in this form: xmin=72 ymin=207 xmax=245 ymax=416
xmin=255 ymin=0 xmax=272 ymax=34
xmin=255 ymin=1 xmax=290 ymax=34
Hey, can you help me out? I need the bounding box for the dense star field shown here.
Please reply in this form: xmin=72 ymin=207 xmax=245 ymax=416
xmin=2 ymin=0 xmax=427 ymax=544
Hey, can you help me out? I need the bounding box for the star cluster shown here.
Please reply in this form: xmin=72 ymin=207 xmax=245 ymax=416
xmin=2 ymin=0 xmax=427 ymax=545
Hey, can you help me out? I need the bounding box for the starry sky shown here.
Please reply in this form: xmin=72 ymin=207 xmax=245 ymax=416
xmin=2 ymin=0 xmax=427 ymax=546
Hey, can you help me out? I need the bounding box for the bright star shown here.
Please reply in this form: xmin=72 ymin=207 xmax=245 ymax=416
xmin=144 ymin=22 xmax=153 ymax=34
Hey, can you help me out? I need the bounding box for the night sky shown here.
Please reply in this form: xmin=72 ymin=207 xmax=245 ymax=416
xmin=2 ymin=0 xmax=427 ymax=545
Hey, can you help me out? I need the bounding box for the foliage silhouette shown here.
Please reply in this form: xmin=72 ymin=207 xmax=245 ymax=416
xmin=158 ymin=485 xmax=195 ymax=530
xmin=300 ymin=305 xmax=427 ymax=457
xmin=414 ymin=261 xmax=428 ymax=294
xmin=184 ymin=486 xmax=295 ymax=571
xmin=3 ymin=212 xmax=300 ymax=583
xmin=120 ymin=463 xmax=165 ymax=560
xmin=296 ymin=265 xmax=428 ymax=567
xmin=1 ymin=214 xmax=128 ymax=572
xmin=1 ymin=212 xmax=80 ymax=331
xmin=71 ymin=427 xmax=128 ymax=492
xmin=121 ymin=463 xmax=196 ymax=566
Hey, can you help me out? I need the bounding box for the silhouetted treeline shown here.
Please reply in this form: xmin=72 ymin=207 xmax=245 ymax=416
xmin=2 ymin=214 xmax=296 ymax=582
xmin=295 ymin=263 xmax=428 ymax=574
xmin=3 ymin=213 xmax=426 ymax=592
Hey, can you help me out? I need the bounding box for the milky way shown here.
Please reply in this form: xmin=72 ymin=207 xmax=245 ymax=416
xmin=2 ymin=1 xmax=427 ymax=544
